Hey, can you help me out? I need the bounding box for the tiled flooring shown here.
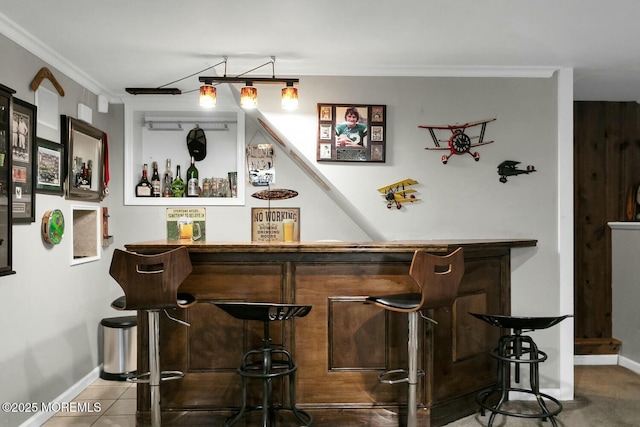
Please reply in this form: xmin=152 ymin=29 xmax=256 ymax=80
xmin=41 ymin=378 xmax=136 ymax=427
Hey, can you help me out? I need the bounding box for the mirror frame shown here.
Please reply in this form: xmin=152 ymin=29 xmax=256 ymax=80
xmin=62 ymin=116 xmax=105 ymax=202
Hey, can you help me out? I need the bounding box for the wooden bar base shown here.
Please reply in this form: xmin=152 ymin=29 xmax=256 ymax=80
xmin=125 ymin=239 xmax=536 ymax=427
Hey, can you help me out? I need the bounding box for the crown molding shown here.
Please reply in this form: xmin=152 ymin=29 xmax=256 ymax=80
xmin=292 ymin=64 xmax=558 ymax=79
xmin=0 ymin=11 xmax=108 ymax=97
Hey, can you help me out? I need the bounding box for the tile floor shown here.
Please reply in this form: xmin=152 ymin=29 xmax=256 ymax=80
xmin=41 ymin=378 xmax=136 ymax=427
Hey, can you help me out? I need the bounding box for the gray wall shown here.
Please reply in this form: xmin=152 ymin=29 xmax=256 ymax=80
xmin=0 ymin=35 xmax=122 ymax=427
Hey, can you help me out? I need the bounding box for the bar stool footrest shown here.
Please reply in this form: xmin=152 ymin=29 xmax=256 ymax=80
xmin=378 ymin=368 xmax=425 ymax=385
xmin=477 ymin=387 xmax=563 ymax=420
xmin=126 ymin=370 xmax=185 ymax=384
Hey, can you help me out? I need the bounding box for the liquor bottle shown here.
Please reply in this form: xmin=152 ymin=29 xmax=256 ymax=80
xmin=80 ymin=163 xmax=90 ymax=188
xmin=135 ymin=163 xmax=152 ymax=197
xmin=73 ymin=157 xmax=82 ymax=188
xmin=186 ymin=156 xmax=199 ymax=197
xmin=150 ymin=161 xmax=161 ymax=197
xmin=162 ymin=158 xmax=173 ymax=197
xmin=86 ymin=160 xmax=93 ymax=187
xmin=171 ymin=165 xmax=185 ymax=198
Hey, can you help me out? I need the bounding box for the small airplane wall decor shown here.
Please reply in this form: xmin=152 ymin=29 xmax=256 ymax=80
xmin=377 ymin=179 xmax=419 ymax=209
xmin=419 ymin=118 xmax=496 ymax=164
xmin=497 ymin=160 xmax=536 ymax=183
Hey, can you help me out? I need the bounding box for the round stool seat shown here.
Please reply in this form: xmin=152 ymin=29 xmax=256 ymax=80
xmin=214 ymin=302 xmax=311 ymax=321
xmin=213 ymin=301 xmax=312 ymax=427
xmin=469 ymin=313 xmax=571 ymax=331
xmin=469 ymin=313 xmax=571 ymax=427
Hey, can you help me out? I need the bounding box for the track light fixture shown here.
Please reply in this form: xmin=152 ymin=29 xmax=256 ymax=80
xmin=126 ymin=59 xmax=228 ymax=96
xmin=199 ymin=56 xmax=299 ymax=110
xmin=126 ymin=56 xmax=299 ymax=110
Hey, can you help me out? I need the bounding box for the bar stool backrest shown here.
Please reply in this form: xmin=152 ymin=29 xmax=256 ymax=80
xmin=410 ymin=247 xmax=465 ymax=310
xmin=109 ymin=247 xmax=193 ymax=310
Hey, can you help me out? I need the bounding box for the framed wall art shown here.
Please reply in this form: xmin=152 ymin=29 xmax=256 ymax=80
xmin=63 ymin=115 xmax=105 ymax=202
xmin=316 ymin=103 xmax=386 ymax=163
xmin=36 ymin=137 xmax=64 ymax=195
xmin=12 ymin=98 xmax=37 ymax=223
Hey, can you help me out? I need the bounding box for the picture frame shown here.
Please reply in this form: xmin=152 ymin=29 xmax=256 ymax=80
xmin=12 ymin=98 xmax=37 ymax=223
xmin=36 ymin=137 xmax=64 ymax=195
xmin=62 ymin=115 xmax=105 ymax=202
xmin=316 ymin=103 xmax=386 ymax=162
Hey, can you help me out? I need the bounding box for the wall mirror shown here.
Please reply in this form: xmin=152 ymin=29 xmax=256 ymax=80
xmin=63 ymin=116 xmax=105 ymax=202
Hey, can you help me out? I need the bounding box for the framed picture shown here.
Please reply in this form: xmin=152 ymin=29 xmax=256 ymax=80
xmin=316 ymin=103 xmax=386 ymax=162
xmin=36 ymin=137 xmax=64 ymax=195
xmin=251 ymin=207 xmax=300 ymax=242
xmin=62 ymin=115 xmax=105 ymax=202
xmin=12 ymin=98 xmax=37 ymax=223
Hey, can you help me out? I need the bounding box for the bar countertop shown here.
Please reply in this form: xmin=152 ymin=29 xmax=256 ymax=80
xmin=125 ymin=238 xmax=537 ymax=253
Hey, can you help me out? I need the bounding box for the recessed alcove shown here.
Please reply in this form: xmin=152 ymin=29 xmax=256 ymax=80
xmin=71 ymin=205 xmax=101 ymax=265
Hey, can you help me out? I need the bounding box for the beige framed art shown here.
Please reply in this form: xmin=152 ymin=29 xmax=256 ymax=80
xmin=251 ymin=207 xmax=300 ymax=242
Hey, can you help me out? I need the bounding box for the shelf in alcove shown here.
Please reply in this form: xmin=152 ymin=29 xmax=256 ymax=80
xmin=127 ymin=196 xmax=242 ymax=206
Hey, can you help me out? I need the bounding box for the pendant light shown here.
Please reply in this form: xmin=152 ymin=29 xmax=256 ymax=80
xmin=240 ymin=84 xmax=258 ymax=109
xmin=199 ymin=85 xmax=216 ymax=108
xmin=281 ymin=83 xmax=299 ymax=110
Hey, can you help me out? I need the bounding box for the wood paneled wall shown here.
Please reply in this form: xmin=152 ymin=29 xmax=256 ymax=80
xmin=574 ymin=102 xmax=640 ymax=353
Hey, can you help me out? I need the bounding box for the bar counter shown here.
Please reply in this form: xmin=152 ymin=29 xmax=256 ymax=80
xmin=125 ymin=239 xmax=536 ymax=426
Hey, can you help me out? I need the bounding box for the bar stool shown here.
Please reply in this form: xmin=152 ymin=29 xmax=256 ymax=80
xmin=109 ymin=246 xmax=196 ymax=427
xmin=365 ymin=247 xmax=464 ymax=427
xmin=469 ymin=313 xmax=572 ymax=427
xmin=213 ymin=302 xmax=313 ymax=427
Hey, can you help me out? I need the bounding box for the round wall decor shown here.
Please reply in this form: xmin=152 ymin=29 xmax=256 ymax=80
xmin=42 ymin=209 xmax=65 ymax=245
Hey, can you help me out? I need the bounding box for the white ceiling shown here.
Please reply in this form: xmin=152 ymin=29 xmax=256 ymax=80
xmin=1 ymin=0 xmax=639 ymax=102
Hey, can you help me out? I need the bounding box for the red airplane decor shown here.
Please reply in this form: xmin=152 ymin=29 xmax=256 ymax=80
xmin=419 ymin=118 xmax=496 ymax=164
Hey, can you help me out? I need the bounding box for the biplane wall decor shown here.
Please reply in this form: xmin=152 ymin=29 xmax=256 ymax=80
xmin=497 ymin=160 xmax=536 ymax=183
xmin=377 ymin=179 xmax=419 ymax=209
xmin=419 ymin=118 xmax=496 ymax=164
xmin=317 ymin=103 xmax=386 ymax=163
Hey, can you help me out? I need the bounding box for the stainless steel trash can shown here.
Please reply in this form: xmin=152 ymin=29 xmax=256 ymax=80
xmin=100 ymin=316 xmax=137 ymax=381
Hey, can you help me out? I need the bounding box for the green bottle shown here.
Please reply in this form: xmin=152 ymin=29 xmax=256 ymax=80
xmin=171 ymin=165 xmax=185 ymax=197
xmin=186 ymin=156 xmax=199 ymax=197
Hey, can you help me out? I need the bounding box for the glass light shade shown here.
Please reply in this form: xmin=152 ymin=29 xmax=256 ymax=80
xmin=281 ymin=86 xmax=299 ymax=110
xmin=199 ymin=85 xmax=216 ymax=108
xmin=240 ymin=86 xmax=258 ymax=109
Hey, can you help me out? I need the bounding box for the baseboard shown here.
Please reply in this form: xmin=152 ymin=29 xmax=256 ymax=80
xmin=619 ymin=355 xmax=640 ymax=375
xmin=574 ymin=354 xmax=619 ymax=365
xmin=19 ymin=366 xmax=101 ymax=427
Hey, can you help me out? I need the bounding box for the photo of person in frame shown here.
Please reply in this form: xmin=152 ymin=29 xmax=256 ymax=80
xmin=335 ymin=106 xmax=368 ymax=148
xmin=12 ymin=112 xmax=30 ymax=163
xmin=320 ymin=106 xmax=332 ymax=121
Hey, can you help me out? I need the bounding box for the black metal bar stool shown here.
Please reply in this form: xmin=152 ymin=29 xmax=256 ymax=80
xmin=213 ymin=302 xmax=313 ymax=427
xmin=469 ymin=313 xmax=571 ymax=427
xmin=109 ymin=247 xmax=196 ymax=427
xmin=365 ymin=247 xmax=465 ymax=427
